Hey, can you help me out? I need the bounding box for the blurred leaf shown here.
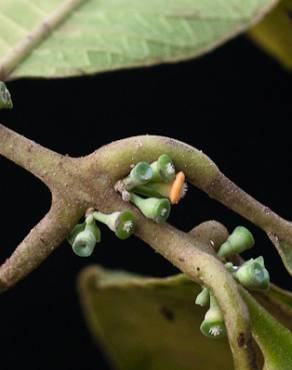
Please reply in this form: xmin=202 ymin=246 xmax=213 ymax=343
xmin=0 ymin=0 xmax=278 ymax=80
xmin=254 ymin=284 xmax=292 ymax=330
xmin=78 ymin=266 xmax=233 ymax=370
xmin=249 ymin=0 xmax=292 ymax=69
xmin=0 ymin=81 xmax=12 ymax=109
xmin=78 ymin=266 xmax=292 ymax=370
xmin=241 ymin=289 xmax=292 ymax=370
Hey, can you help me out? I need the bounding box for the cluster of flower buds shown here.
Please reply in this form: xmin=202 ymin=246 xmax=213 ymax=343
xmin=0 ymin=81 xmax=13 ymax=110
xmin=196 ymin=226 xmax=270 ymax=339
xmin=226 ymin=257 xmax=270 ymax=290
xmin=67 ymin=210 xmax=135 ymax=257
xmin=117 ymin=154 xmax=187 ymax=223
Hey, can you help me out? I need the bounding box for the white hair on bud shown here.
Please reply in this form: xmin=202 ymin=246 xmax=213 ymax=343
xmin=180 ymin=182 xmax=188 ymax=199
xmin=166 ymin=162 xmax=175 ymax=175
xmin=209 ymin=326 xmax=222 ymax=337
xmin=160 ymin=208 xmax=168 ymax=217
xmin=123 ymin=220 xmax=134 ymax=233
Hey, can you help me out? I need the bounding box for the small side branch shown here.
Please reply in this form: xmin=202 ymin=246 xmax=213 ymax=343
xmin=0 ymin=195 xmax=82 ymax=292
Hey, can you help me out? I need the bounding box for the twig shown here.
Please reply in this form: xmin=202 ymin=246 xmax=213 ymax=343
xmin=93 ymin=135 xmax=292 ymax=274
xmin=5 ymin=125 xmax=292 ymax=369
xmin=0 ymin=195 xmax=82 ymax=291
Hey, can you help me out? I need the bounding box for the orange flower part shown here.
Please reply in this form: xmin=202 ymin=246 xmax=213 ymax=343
xmin=170 ymin=171 xmax=185 ymax=204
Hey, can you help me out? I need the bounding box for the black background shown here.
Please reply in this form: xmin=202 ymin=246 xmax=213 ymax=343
xmin=0 ymin=35 xmax=291 ymax=370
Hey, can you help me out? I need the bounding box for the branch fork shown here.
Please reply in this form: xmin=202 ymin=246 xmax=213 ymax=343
xmin=1 ymin=123 xmax=292 ymax=369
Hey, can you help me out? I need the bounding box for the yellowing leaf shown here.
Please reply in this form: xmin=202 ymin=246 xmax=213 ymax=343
xmin=78 ymin=266 xmax=233 ymax=370
xmin=254 ymin=284 xmax=292 ymax=330
xmin=241 ymin=289 xmax=292 ymax=370
xmin=0 ymin=0 xmax=278 ymax=80
xmin=249 ymin=0 xmax=292 ymax=69
xmin=78 ymin=266 xmax=292 ymax=370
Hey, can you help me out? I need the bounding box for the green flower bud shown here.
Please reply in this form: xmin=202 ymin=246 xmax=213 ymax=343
xmin=67 ymin=218 xmax=101 ymax=257
xmin=234 ymin=257 xmax=270 ymax=290
xmin=122 ymin=162 xmax=153 ymax=190
xmin=200 ymin=295 xmax=226 ymax=339
xmin=195 ymin=287 xmax=210 ymax=307
xmin=217 ymin=226 xmax=255 ymax=258
xmin=129 ymin=193 xmax=171 ymax=223
xmin=93 ymin=210 xmax=135 ymax=240
xmin=0 ymin=81 xmax=13 ymax=110
xmin=150 ymin=154 xmax=176 ymax=183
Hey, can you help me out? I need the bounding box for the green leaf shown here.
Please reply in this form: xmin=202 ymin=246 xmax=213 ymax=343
xmin=78 ymin=266 xmax=292 ymax=370
xmin=249 ymin=0 xmax=292 ymax=69
xmin=0 ymin=80 xmax=12 ymax=109
xmin=241 ymin=289 xmax=292 ymax=370
xmin=0 ymin=0 xmax=278 ymax=80
xmin=267 ymin=284 xmax=292 ymax=310
xmin=254 ymin=284 xmax=292 ymax=330
xmin=78 ymin=266 xmax=233 ymax=370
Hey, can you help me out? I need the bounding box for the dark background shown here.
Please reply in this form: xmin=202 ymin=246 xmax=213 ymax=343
xmin=0 ymin=35 xmax=291 ymax=370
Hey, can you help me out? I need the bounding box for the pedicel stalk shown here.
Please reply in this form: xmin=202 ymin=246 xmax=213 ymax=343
xmin=195 ymin=287 xmax=210 ymax=307
xmin=133 ymin=171 xmax=187 ymax=205
xmin=127 ymin=193 xmax=171 ymax=223
xmin=92 ymin=210 xmax=135 ymax=240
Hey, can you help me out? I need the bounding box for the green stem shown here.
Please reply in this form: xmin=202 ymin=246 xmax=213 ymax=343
xmin=241 ymin=288 xmax=292 ymax=370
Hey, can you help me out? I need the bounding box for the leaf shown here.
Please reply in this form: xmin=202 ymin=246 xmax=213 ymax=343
xmin=267 ymin=284 xmax=292 ymax=310
xmin=266 ymin=233 xmax=292 ymax=277
xmin=0 ymin=0 xmax=278 ymax=80
xmin=241 ymin=289 xmax=292 ymax=370
xmin=0 ymin=81 xmax=12 ymax=109
xmin=78 ymin=265 xmax=292 ymax=370
xmin=249 ymin=0 xmax=292 ymax=69
xmin=78 ymin=266 xmax=233 ymax=370
xmin=253 ymin=284 xmax=292 ymax=330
